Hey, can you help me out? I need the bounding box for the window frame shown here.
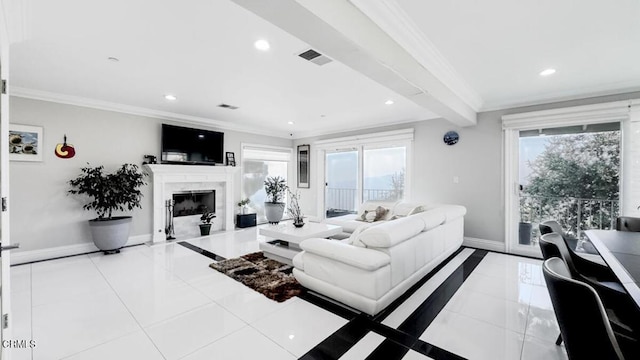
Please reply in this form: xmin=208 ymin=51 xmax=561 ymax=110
xmin=502 ymin=99 xmax=639 ymax=257
xmin=313 ymin=129 xmax=414 ymax=220
xmin=240 ymin=143 xmax=293 ymax=223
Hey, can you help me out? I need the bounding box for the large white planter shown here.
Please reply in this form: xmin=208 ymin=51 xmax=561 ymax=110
xmin=264 ymin=202 xmax=285 ymax=224
xmin=89 ymin=216 xmax=132 ymax=253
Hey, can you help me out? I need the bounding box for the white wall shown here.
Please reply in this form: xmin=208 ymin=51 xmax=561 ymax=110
xmin=9 ymin=97 xmax=292 ymax=253
xmin=294 ymin=91 xmax=640 ymax=245
xmin=12 ymin=91 xmax=640 ymax=255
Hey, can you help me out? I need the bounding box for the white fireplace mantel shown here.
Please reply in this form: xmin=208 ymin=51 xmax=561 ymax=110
xmin=143 ymin=164 xmax=239 ymax=243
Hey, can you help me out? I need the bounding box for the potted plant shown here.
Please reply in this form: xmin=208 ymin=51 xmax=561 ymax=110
xmin=264 ymin=176 xmax=287 ymax=224
xmin=199 ymin=208 xmax=216 ymax=236
xmin=237 ymin=198 xmax=251 ymax=214
xmin=68 ymin=163 xmax=147 ymax=254
xmin=287 ymin=189 xmax=304 ymax=228
xmin=519 ymin=189 xmax=534 ymax=245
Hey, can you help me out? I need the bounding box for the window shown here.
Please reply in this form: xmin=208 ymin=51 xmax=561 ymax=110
xmin=316 ymin=129 xmax=413 ymax=218
xmin=363 ymin=145 xmax=406 ymax=202
xmin=241 ymin=144 xmax=292 ymax=223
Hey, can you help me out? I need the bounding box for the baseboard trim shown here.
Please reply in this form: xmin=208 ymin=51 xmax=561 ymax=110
xmin=463 ymin=237 xmax=506 ymax=252
xmin=10 ymin=234 xmax=152 ymax=265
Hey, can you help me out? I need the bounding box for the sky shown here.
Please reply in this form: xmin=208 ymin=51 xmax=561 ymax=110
xmin=326 ymin=147 xmax=406 ymax=189
xmin=519 ymin=136 xmax=549 ymax=185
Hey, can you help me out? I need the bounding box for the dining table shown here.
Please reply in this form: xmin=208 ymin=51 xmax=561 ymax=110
xmin=585 ymin=229 xmax=640 ymax=311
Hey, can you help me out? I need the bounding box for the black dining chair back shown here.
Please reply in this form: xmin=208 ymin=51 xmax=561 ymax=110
xmin=539 ymin=230 xmax=562 ymax=260
xmin=616 ymin=217 xmax=640 ymax=232
xmin=543 ymin=257 xmax=625 ymax=360
xmin=539 ymin=220 xmax=565 ymax=237
xmin=540 ymin=233 xmax=578 ymax=275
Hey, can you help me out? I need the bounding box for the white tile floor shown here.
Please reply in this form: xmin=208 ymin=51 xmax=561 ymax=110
xmin=8 ymin=227 xmax=567 ymax=359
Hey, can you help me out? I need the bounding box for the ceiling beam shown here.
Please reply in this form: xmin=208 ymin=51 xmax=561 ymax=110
xmin=232 ymin=0 xmax=477 ymax=127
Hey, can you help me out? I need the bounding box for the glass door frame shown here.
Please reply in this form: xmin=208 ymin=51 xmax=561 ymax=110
xmin=324 ymin=147 xmax=361 ymax=217
xmin=502 ymin=103 xmax=632 ymax=257
xmin=313 ymin=129 xmax=415 ymax=221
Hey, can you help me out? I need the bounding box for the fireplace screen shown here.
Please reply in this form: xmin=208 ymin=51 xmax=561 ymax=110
xmin=172 ymin=191 xmax=215 ymax=217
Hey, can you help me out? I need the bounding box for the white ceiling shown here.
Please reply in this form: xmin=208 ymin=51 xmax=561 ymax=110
xmin=394 ymin=0 xmax=640 ymax=110
xmin=6 ymin=0 xmax=640 ymax=138
xmin=6 ymin=0 xmax=437 ymax=138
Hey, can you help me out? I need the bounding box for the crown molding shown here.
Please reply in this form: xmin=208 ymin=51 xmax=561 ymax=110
xmin=481 ymin=82 xmax=640 ymax=112
xmin=349 ymin=0 xmax=484 ymax=112
xmin=291 ymin=114 xmax=438 ymax=140
xmin=10 ymin=87 xmax=292 ymax=139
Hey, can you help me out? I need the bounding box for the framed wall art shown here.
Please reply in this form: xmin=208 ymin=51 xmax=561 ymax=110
xmin=297 ymin=144 xmax=310 ymax=188
xmin=226 ymin=152 xmax=236 ymax=166
xmin=9 ymin=124 xmax=43 ymax=162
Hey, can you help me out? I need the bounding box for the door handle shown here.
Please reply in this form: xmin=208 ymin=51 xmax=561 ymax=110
xmin=0 ymin=244 xmax=19 ymax=251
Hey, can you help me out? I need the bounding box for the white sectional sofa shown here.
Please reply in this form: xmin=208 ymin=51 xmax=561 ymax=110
xmin=292 ymin=204 xmax=466 ymax=315
xmin=324 ymin=200 xmax=427 ymax=238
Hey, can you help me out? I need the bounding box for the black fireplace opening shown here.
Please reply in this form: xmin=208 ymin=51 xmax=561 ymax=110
xmin=172 ymin=191 xmax=215 ymax=217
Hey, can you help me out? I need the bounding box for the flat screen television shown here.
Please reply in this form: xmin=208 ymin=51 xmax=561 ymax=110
xmin=161 ymin=124 xmax=224 ymax=165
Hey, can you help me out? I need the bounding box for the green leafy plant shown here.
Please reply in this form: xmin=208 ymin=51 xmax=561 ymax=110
xmin=200 ymin=207 xmax=216 ymax=224
xmin=68 ymin=163 xmax=147 ymax=220
xmin=264 ymin=176 xmax=288 ymax=203
xmin=237 ymin=198 xmax=250 ymax=207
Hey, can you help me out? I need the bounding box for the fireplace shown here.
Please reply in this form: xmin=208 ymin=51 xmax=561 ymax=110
xmin=172 ymin=191 xmax=216 ymax=217
xmin=143 ymin=164 xmax=238 ymax=243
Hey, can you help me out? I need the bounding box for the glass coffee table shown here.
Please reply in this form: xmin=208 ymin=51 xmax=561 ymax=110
xmin=258 ymin=222 xmax=343 ymax=265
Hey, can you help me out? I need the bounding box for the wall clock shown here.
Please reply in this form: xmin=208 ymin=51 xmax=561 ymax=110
xmin=443 ymin=131 xmax=459 ymax=146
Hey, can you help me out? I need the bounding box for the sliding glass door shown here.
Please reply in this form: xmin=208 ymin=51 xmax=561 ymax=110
xmin=512 ymin=123 xmax=621 ymax=254
xmin=324 ymin=144 xmax=408 ymax=218
xmin=363 ymin=145 xmax=406 ymax=202
xmin=325 ymin=149 xmax=359 ymax=218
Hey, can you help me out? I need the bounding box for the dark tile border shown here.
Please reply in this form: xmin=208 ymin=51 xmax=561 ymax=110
xmin=373 ymin=247 xmax=466 ymax=322
xmin=178 ymin=241 xmax=226 ymax=261
xmin=10 ymin=243 xmax=146 ymax=267
xmin=298 ymin=249 xmax=486 ymax=360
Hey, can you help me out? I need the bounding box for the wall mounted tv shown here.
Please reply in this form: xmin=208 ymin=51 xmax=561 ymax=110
xmin=161 ymin=124 xmax=224 ymax=165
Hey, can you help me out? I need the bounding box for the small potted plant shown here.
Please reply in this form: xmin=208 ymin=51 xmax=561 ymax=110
xmin=264 ymin=176 xmax=288 ymax=224
xmin=287 ymin=189 xmax=304 ymax=228
xmin=519 ymin=187 xmax=534 ymax=245
xmin=68 ymin=163 xmax=147 ymax=254
xmin=237 ymin=198 xmax=251 ymax=214
xmin=199 ymin=207 xmax=216 ymax=236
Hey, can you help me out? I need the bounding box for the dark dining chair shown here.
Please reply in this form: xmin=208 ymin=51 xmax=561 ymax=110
xmin=539 ymin=220 xmax=599 ymax=256
xmin=540 ymin=233 xmax=639 ymax=341
xmin=543 ymin=257 xmax=626 ymax=359
xmin=539 ymin=233 xmax=625 ymax=296
xmin=616 ymin=217 xmax=640 ymax=232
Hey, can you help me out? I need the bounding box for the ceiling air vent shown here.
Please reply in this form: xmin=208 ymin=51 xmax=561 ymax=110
xmin=217 ymin=103 xmax=239 ymax=110
xmin=298 ymin=49 xmax=333 ymax=66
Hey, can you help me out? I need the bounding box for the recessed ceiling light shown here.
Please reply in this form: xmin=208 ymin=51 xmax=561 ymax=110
xmin=164 ymin=94 xmax=177 ymax=101
xmin=287 ymin=121 xmax=294 ymax=125
xmin=539 ymin=68 xmax=556 ymax=76
xmin=254 ymin=39 xmax=270 ymax=51
xmin=385 ymin=100 xmax=394 ymax=105
xmin=107 ymin=57 xmax=119 ymax=62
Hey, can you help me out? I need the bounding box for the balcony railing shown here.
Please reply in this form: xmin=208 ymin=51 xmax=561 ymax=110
xmin=520 ymin=194 xmax=619 ymax=240
xmin=325 ymin=188 xmax=403 ymax=216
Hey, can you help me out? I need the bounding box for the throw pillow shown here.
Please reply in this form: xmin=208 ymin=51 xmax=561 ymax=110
xmin=364 ymin=210 xmax=377 ymax=222
xmin=374 ymin=206 xmax=389 ymax=221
